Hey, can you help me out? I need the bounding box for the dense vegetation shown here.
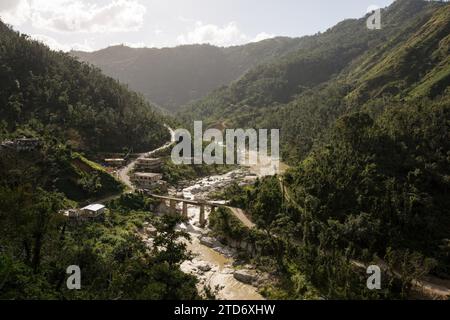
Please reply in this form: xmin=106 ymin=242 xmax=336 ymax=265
xmin=190 ymin=0 xmax=450 ymax=299
xmin=1 ymin=0 xmax=449 ymax=300
xmin=179 ymin=0 xmax=450 ymax=162
xmin=0 ymin=193 xmax=198 ymax=299
xmin=0 ymin=20 xmax=169 ymax=152
xmin=0 ymin=131 xmax=123 ymax=202
xmin=72 ymin=38 xmax=307 ymax=112
xmin=0 ymin=20 xmax=198 ymax=300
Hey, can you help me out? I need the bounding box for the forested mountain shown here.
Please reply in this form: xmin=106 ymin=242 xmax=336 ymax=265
xmin=0 ymin=20 xmax=169 ymax=152
xmin=0 ymin=21 xmax=198 ymax=300
xmin=72 ymin=37 xmax=306 ymax=112
xmin=1 ymin=0 xmax=449 ymax=301
xmin=179 ymin=0 xmax=449 ymax=161
xmin=196 ymin=0 xmax=450 ymax=299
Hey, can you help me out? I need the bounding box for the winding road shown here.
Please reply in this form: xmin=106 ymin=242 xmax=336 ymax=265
xmin=101 ymin=125 xmax=450 ymax=299
xmin=117 ymin=126 xmax=176 ymax=190
xmin=115 ymin=126 xmax=256 ymax=229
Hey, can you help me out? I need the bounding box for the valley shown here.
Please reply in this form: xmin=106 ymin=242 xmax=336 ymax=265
xmin=1 ymin=0 xmax=449 ymax=301
xmin=117 ymin=130 xmax=286 ymax=300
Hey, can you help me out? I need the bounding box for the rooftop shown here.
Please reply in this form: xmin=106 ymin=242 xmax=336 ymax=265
xmin=134 ymin=172 xmax=162 ymax=178
xmin=137 ymin=157 xmax=161 ymax=162
xmin=81 ymin=204 xmax=105 ymax=212
xmin=16 ymin=137 xmax=40 ymax=143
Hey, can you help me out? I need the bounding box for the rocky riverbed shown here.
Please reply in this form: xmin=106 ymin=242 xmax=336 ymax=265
xmin=169 ymin=169 xmax=267 ymax=300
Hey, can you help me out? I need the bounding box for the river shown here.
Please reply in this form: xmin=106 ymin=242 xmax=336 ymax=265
xmin=176 ymin=169 xmax=264 ymax=300
xmin=123 ymin=128 xmax=288 ymax=300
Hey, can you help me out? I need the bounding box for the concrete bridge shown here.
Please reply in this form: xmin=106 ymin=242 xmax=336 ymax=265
xmin=146 ymin=193 xmax=255 ymax=229
xmin=147 ymin=193 xmax=223 ymax=227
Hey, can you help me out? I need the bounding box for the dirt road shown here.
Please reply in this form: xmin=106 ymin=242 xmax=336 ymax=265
xmin=117 ymin=126 xmax=175 ymax=190
xmin=227 ymin=206 xmax=256 ymax=229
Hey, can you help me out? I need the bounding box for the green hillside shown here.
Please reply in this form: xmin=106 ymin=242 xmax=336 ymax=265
xmin=179 ymin=0 xmax=449 ymax=162
xmin=1 ymin=0 xmax=449 ymax=301
xmin=72 ymin=37 xmax=306 ymax=112
xmin=0 ymin=134 xmax=123 ymax=202
xmin=0 ymin=22 xmax=197 ymax=300
xmin=348 ymin=3 xmax=450 ymax=101
xmin=177 ymin=0 xmax=450 ymax=299
xmin=0 ymin=21 xmax=169 ymax=152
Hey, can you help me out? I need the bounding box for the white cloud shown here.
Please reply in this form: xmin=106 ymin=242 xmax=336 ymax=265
xmin=366 ymin=4 xmax=381 ymax=13
xmin=1 ymin=0 xmax=146 ymax=33
xmin=1 ymin=2 xmax=275 ymax=50
xmin=32 ymin=0 xmax=146 ymax=33
xmin=0 ymin=0 xmax=31 ymax=26
xmin=110 ymin=41 xmax=147 ymax=48
xmin=177 ymin=21 xmax=274 ymax=47
xmin=177 ymin=21 xmax=246 ymax=46
xmin=251 ymin=32 xmax=275 ymax=43
xmin=30 ymin=34 xmax=94 ymax=52
xmin=109 ymin=40 xmax=177 ymax=49
xmin=124 ymin=41 xmax=146 ymax=48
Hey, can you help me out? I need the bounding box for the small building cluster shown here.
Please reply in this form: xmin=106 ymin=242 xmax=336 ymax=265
xmin=1 ymin=137 xmax=41 ymax=151
xmin=132 ymin=156 xmax=167 ymax=192
xmin=62 ymin=203 xmax=106 ymax=223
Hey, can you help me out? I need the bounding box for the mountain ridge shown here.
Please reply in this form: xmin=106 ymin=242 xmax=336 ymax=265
xmin=0 ymin=20 xmax=169 ymax=152
xmin=71 ymin=37 xmax=309 ymax=112
xmin=178 ymin=0 xmax=449 ymax=162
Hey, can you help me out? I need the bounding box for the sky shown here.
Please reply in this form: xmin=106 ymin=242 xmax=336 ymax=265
xmin=0 ymin=0 xmax=395 ymax=52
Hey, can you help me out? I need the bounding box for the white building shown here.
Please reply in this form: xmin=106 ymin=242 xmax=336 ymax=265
xmin=132 ymin=172 xmax=163 ymax=189
xmin=62 ymin=204 xmax=106 ymax=223
xmin=81 ymin=204 xmax=106 ymax=216
xmin=135 ymin=158 xmax=162 ymax=171
xmin=104 ymin=158 xmax=125 ymax=167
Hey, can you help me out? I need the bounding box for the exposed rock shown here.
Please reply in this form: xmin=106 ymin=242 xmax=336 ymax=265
xmin=221 ymin=267 xmax=235 ymax=275
xmin=199 ymin=236 xmax=220 ymax=248
xmin=213 ymin=246 xmax=235 ymax=258
xmin=197 ymin=263 xmax=212 ymax=272
xmin=176 ymin=169 xmax=265 ymax=300
xmin=233 ymin=270 xmax=258 ymax=285
xmin=190 ymin=187 xmax=201 ymax=194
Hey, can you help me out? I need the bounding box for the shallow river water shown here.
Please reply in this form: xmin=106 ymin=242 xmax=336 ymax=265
xmin=175 ymin=169 xmax=264 ymax=300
